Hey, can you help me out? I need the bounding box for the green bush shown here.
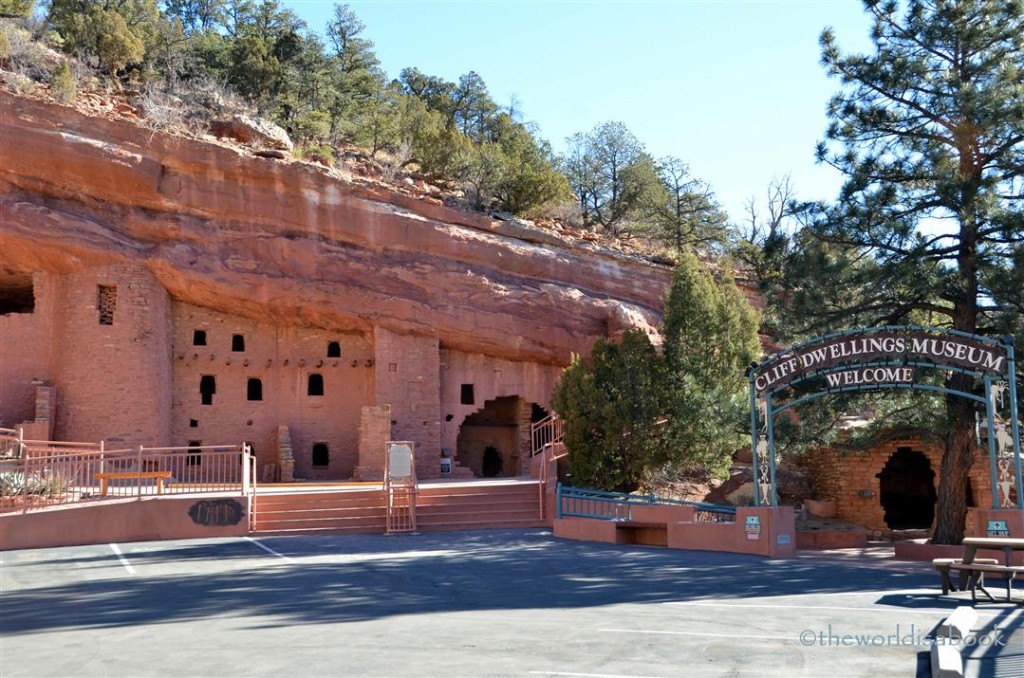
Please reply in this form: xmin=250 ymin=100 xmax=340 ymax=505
xmin=49 ymin=61 xmax=76 ymax=103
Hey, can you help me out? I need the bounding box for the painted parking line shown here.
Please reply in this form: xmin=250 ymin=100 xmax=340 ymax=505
xmin=600 ymin=628 xmax=794 ymax=642
xmin=530 ymin=672 xmax=673 ymax=678
xmin=108 ymin=543 xmax=136 ymax=575
xmin=662 ymin=600 xmax=963 ymax=614
xmin=243 ymin=536 xmax=296 ymax=564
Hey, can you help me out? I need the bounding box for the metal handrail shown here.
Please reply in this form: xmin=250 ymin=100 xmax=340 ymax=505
xmin=3 ymin=440 xmax=254 ymax=515
xmin=530 ymin=413 xmax=564 ymax=457
xmin=555 ymin=483 xmax=737 ymax=522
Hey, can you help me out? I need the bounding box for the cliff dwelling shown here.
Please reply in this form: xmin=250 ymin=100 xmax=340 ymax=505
xmin=0 ymin=91 xmax=669 ymax=482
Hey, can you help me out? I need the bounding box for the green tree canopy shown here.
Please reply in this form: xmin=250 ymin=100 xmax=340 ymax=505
xmin=785 ymin=0 xmax=1024 ymax=543
xmin=552 ymin=255 xmax=761 ymax=491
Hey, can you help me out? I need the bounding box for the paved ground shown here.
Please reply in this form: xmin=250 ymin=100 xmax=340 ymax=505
xmin=1 ymin=530 xmax=1021 ymax=677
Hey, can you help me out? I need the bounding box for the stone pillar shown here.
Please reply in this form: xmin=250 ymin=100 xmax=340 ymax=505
xmin=354 ymin=404 xmax=391 ymax=481
xmin=276 ymin=425 xmax=294 ymax=482
xmin=372 ymin=327 xmax=441 ymax=478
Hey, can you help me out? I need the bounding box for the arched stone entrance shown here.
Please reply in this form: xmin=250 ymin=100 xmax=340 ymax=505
xmin=876 ymin=447 xmax=936 ymax=530
xmin=456 ymin=396 xmax=535 ymax=477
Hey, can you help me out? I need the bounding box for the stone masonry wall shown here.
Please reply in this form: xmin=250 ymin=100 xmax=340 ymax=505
xmin=806 ymin=436 xmax=993 ymax=533
xmin=0 ymin=272 xmax=58 ymax=428
xmin=53 ymin=264 xmax=172 ymax=446
xmin=171 ymin=303 xmax=373 ymax=480
xmin=372 ymin=327 xmax=441 ymax=478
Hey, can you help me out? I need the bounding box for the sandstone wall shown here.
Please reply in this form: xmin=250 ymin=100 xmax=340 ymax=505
xmin=805 ymin=436 xmax=993 ymax=533
xmin=51 ymin=264 xmax=173 ymax=447
xmin=0 ymin=91 xmax=669 ymax=366
xmin=170 ymin=304 xmax=373 ymax=479
xmin=0 ymin=272 xmax=57 ymax=428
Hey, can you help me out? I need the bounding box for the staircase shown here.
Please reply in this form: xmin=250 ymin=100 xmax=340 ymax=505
xmin=250 ymin=480 xmax=543 ymax=536
xmin=416 ymin=481 xmax=543 ymax=531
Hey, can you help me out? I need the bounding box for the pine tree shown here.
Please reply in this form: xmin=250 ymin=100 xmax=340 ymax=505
xmin=805 ymin=0 xmax=1024 ymax=543
xmin=552 ymin=330 xmax=668 ymax=493
xmin=661 ymin=253 xmax=761 ymax=474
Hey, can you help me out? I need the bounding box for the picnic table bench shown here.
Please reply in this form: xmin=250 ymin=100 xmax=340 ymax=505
xmin=95 ymin=471 xmax=172 ymax=496
xmin=934 ymin=537 xmax=1024 ymax=604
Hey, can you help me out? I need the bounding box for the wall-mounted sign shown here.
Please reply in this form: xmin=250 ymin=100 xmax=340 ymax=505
xmin=986 ymin=519 xmax=1011 ymax=537
xmin=188 ymin=499 xmax=244 ymax=526
xmin=745 ymin=515 xmax=762 ymax=541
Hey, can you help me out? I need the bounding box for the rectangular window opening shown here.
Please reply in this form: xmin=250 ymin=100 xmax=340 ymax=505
xmin=247 ymin=377 xmax=263 ymax=401
xmin=97 ymin=285 xmax=116 ymax=325
xmin=461 ymin=384 xmax=475 ymax=405
xmin=0 ymin=274 xmax=35 ymax=315
xmin=187 ymin=441 xmax=202 ymax=466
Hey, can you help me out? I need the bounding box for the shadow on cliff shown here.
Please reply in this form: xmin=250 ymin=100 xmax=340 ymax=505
xmin=1 ymin=530 xmax=951 ymax=634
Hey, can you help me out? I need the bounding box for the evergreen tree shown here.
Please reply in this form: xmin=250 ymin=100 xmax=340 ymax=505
xmin=0 ymin=0 xmax=34 ymax=18
xmin=649 ymin=156 xmax=731 ymax=255
xmin=802 ymin=0 xmax=1024 ymax=543
xmin=560 ymin=121 xmax=664 ymax=236
xmin=48 ymin=0 xmax=161 ymax=76
xmin=552 ymin=329 xmax=668 ymax=493
xmin=552 ymin=256 xmax=760 ymax=490
xmin=661 ymin=252 xmax=761 ymax=474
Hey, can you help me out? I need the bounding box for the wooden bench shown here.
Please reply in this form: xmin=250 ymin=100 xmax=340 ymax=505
xmin=95 ymin=471 xmax=172 ymax=496
xmin=954 ymin=562 xmax=1024 ymax=603
xmin=615 ymin=521 xmax=667 ymax=547
xmin=933 ymin=557 xmax=999 ymax=594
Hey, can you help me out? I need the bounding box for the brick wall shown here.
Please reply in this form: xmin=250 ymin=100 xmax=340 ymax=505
xmin=0 ymin=272 xmax=57 ymax=427
xmin=53 ymin=265 xmax=172 ymax=446
xmin=171 ymin=304 xmax=372 ymax=480
xmin=805 ymin=436 xmax=993 ymax=533
xmin=372 ymin=328 xmax=441 ymax=478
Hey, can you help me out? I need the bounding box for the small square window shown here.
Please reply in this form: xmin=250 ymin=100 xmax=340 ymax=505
xmin=461 ymin=384 xmax=475 ymax=405
xmin=193 ymin=330 xmax=207 ymax=346
xmin=327 ymin=341 xmax=341 ymax=358
xmin=232 ymin=334 xmax=245 ymax=352
xmin=308 ymin=374 xmax=324 ymax=396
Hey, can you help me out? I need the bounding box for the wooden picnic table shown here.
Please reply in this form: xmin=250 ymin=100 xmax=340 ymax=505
xmin=957 ymin=537 xmax=1024 ymax=603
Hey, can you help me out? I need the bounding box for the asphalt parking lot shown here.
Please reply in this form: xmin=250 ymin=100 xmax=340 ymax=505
xmin=1 ymin=529 xmax=1021 ymax=677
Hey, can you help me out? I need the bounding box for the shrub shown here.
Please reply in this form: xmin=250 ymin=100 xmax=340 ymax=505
xmin=49 ymin=60 xmax=75 ymax=103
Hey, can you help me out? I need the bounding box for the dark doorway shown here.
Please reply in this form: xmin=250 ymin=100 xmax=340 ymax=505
xmin=482 ymin=446 xmax=503 ymax=477
xmin=876 ymin=447 xmax=936 ymax=530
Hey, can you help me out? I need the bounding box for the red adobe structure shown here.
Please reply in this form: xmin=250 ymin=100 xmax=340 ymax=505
xmin=0 ymin=90 xmax=672 ymax=488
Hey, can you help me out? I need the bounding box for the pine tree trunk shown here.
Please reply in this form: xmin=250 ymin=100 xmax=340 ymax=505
xmin=932 ymin=406 xmax=975 ymax=544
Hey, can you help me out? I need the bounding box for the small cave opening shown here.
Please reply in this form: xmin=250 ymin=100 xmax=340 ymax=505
xmin=876 ymin=447 xmax=936 ymax=530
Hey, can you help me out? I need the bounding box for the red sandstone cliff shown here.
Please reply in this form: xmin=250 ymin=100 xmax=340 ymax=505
xmin=0 ymin=90 xmax=669 ymax=365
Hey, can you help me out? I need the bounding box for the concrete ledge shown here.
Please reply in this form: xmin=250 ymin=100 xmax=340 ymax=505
xmin=930 ymin=642 xmax=963 ymax=678
xmin=1 ymin=496 xmax=249 ymax=550
xmin=937 ymin=606 xmax=977 ymax=641
xmin=796 ymin=528 xmax=867 ymax=550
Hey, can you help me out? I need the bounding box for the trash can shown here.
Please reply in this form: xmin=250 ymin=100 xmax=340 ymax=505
xmin=440 ymin=457 xmax=452 ymax=475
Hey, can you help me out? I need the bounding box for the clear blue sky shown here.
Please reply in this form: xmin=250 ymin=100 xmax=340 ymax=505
xmin=283 ymin=0 xmax=873 ymax=227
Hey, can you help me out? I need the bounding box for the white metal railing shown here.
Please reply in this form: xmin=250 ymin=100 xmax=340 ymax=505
xmin=1 ymin=441 xmax=254 ymax=515
xmin=530 ymin=413 xmax=564 ymax=457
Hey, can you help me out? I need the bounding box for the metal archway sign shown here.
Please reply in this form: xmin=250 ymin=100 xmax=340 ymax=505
xmin=748 ymin=326 xmax=1022 ymax=510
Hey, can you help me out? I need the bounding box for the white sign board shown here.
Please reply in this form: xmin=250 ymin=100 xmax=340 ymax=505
xmin=387 ymin=442 xmax=414 ymax=479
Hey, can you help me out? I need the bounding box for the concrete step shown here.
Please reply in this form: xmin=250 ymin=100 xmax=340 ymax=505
xmin=249 ymin=482 xmax=543 ymax=535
